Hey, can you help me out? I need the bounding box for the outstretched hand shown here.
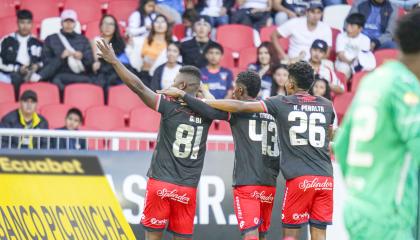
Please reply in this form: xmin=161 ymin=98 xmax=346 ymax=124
xmin=157 ymin=87 xmax=186 ymax=98
xmin=96 ymin=39 xmax=118 ymax=65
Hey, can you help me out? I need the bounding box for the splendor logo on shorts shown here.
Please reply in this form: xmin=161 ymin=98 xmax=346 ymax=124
xmin=250 ymin=191 xmax=274 ymax=203
xmin=156 ymin=188 xmax=190 ymax=204
xmin=298 ymin=178 xmax=333 ymax=192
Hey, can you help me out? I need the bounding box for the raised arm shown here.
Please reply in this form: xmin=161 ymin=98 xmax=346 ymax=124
xmin=96 ymin=39 xmax=157 ymax=109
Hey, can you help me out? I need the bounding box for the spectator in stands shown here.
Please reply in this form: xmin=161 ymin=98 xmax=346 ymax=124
xmin=50 ymin=108 xmax=86 ymax=150
xmin=151 ymin=42 xmax=183 ymax=91
xmin=308 ymin=77 xmax=332 ymax=100
xmin=200 ymin=42 xmax=234 ymax=99
xmin=180 ymin=17 xmax=216 ymax=68
xmin=273 ymin=0 xmax=309 ymax=25
xmin=92 ymin=15 xmax=131 ymax=92
xmin=248 ymin=42 xmax=279 ymax=99
xmin=127 ymin=0 xmax=158 ymax=37
xmin=270 ymin=64 xmax=289 ymax=96
xmin=308 ymin=39 xmax=344 ymax=94
xmin=155 ymin=0 xmax=186 ymax=24
xmin=126 ymin=14 xmax=172 ymax=87
xmin=34 ymin=9 xmax=94 ymax=93
xmin=181 ymin=9 xmax=199 ymax=39
xmin=0 ymin=10 xmax=43 ymax=96
xmin=335 ymin=13 xmax=373 ymax=79
xmin=348 ymin=0 xmax=398 ymax=50
xmin=0 ymin=90 xmax=48 ymax=149
xmin=195 ymin=0 xmax=234 ymax=27
xmin=231 ymin=0 xmax=273 ymax=30
xmin=272 ymin=1 xmax=332 ymax=61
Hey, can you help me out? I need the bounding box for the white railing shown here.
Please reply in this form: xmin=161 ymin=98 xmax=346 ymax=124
xmin=0 ymin=129 xmax=234 ymax=151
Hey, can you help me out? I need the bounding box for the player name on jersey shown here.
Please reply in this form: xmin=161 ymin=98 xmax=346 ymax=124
xmin=293 ymin=105 xmax=326 ymax=112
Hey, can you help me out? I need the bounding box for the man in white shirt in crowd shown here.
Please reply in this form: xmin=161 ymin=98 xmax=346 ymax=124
xmin=272 ymin=1 xmax=332 ymax=62
xmin=0 ymin=10 xmax=43 ymax=96
xmin=335 ymin=13 xmax=373 ymax=79
xmin=309 ymin=39 xmax=344 ymax=94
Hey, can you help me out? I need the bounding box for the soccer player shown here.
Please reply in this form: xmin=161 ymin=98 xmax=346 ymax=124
xmin=97 ymin=40 xmax=213 ymax=240
xmin=334 ymin=10 xmax=420 ymax=240
xmin=162 ymin=62 xmax=336 ymax=240
xmin=159 ymin=71 xmax=280 ymax=240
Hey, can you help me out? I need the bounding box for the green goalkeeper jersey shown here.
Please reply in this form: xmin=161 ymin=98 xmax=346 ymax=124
xmin=334 ymin=61 xmax=420 ymax=228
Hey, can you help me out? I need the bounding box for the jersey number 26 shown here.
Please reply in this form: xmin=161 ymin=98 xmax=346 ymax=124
xmin=288 ymin=111 xmax=326 ymax=148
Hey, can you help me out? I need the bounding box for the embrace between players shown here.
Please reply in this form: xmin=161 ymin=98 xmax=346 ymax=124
xmin=97 ymin=38 xmax=335 ymax=240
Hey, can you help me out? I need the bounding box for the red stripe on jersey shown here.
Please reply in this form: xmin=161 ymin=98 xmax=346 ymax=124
xmin=259 ymin=100 xmax=268 ymax=113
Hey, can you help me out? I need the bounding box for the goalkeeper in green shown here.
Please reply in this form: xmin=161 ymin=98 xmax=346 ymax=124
xmin=334 ymin=9 xmax=420 ymax=240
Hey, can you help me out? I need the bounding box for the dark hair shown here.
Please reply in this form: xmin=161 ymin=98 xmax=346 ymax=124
xmin=270 ymin=64 xmax=289 ymax=96
xmin=168 ymin=41 xmax=181 ymax=51
xmin=148 ymin=14 xmax=172 ymax=45
xmin=138 ymin=0 xmax=155 ymax=16
xmin=309 ymin=77 xmax=332 ymax=100
xmin=346 ymin=13 xmax=366 ymax=27
xmin=179 ymin=65 xmax=202 ymax=85
xmin=204 ymin=42 xmax=224 ymax=54
xmin=100 ymin=14 xmax=126 ymax=55
xmin=287 ymin=61 xmax=314 ymax=90
xmin=182 ymin=9 xmax=199 ymax=22
xmin=236 ymin=70 xmax=261 ymax=98
xmin=256 ymin=42 xmax=280 ymax=75
xmin=17 ymin=9 xmax=33 ymax=20
xmin=66 ymin=108 xmax=84 ymax=124
xmin=396 ymin=9 xmax=420 ymax=54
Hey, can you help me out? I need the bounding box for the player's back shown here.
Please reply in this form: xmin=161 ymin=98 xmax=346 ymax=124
xmin=230 ymin=110 xmax=280 ymax=186
xmin=334 ymin=61 xmax=420 ymax=225
xmin=262 ymin=93 xmax=335 ymax=180
xmin=148 ymin=95 xmax=213 ymax=187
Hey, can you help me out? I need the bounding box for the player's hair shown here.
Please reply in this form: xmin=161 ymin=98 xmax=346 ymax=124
xmin=396 ymin=9 xmax=420 ymax=54
xmin=236 ymin=70 xmax=261 ymax=98
xmin=179 ymin=65 xmax=202 ymax=90
xmin=66 ymin=108 xmax=84 ymax=124
xmin=203 ymin=42 xmax=224 ymax=55
xmin=308 ymin=76 xmax=332 ymax=100
xmin=345 ymin=13 xmax=365 ymax=27
xmin=17 ymin=9 xmax=33 ymax=21
xmin=287 ymin=61 xmax=314 ymax=90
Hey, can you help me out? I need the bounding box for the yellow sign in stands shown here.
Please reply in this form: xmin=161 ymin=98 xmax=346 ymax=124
xmin=0 ymin=154 xmax=136 ymax=239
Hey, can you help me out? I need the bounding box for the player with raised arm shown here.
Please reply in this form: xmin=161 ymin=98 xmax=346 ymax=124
xmin=162 ymin=61 xmax=335 ymax=240
xmin=159 ymin=71 xmax=280 ymax=240
xmin=334 ymin=10 xmax=420 ymax=240
xmin=97 ymin=40 xmax=213 ymax=240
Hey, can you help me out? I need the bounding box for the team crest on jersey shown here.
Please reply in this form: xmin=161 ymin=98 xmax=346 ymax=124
xmin=403 ymin=92 xmax=419 ymax=106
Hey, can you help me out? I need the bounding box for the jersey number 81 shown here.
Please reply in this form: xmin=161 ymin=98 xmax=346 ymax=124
xmin=173 ymin=124 xmax=203 ymax=159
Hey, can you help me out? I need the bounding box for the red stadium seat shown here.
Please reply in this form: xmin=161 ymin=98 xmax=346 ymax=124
xmin=231 ymin=67 xmax=245 ymax=80
xmin=108 ymin=85 xmax=147 ymax=117
xmin=84 ymin=20 xmax=101 ymax=40
xmin=333 ymin=92 xmax=354 ymax=123
xmin=85 ymin=106 xmax=126 ymax=131
xmin=374 ymin=49 xmax=399 ymax=66
xmin=40 ymin=104 xmax=73 ymax=129
xmin=0 ymin=2 xmax=17 ymax=18
xmin=220 ymin=47 xmax=235 ymax=69
xmin=113 ymin=127 xmax=156 ymax=151
xmin=129 ymin=107 xmax=161 ymax=132
xmin=350 ymin=71 xmax=368 ymax=92
xmin=238 ymin=47 xmax=257 ymax=69
xmin=19 ymin=0 xmax=60 ymax=23
xmin=0 ymin=83 xmax=15 ymax=103
xmin=172 ymin=24 xmax=185 ymax=40
xmin=0 ymin=102 xmax=18 ymax=119
xmin=214 ymin=120 xmax=231 ymax=135
xmin=330 ymin=27 xmax=341 ymax=61
xmin=260 ymin=25 xmax=289 ymax=53
xmin=216 ymin=24 xmax=254 ymax=52
xmin=64 ymin=83 xmax=104 ymax=112
xmin=20 ymin=82 xmax=60 ymax=109
xmin=106 ymin=0 xmax=137 ymax=23
xmin=335 ymin=71 xmax=348 ymax=92
xmin=0 ymin=16 xmax=17 ymax=37
xmin=64 ymin=0 xmax=103 ymax=23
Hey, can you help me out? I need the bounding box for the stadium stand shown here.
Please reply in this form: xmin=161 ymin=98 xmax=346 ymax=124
xmin=129 ymin=107 xmax=160 ymax=132
xmin=238 ymin=47 xmax=257 ymax=69
xmin=350 ymin=71 xmax=368 ymax=92
xmin=0 ymin=102 xmax=19 ymax=119
xmin=374 ymin=49 xmax=399 ymax=66
xmin=220 ymin=47 xmax=235 ymax=69
xmin=0 ymin=16 xmax=19 ymax=37
xmin=323 ymin=4 xmax=352 ymax=31
xmin=18 ymin=0 xmax=60 ymax=23
xmin=40 ymin=103 xmax=73 ymax=129
xmin=85 ymin=106 xmax=125 ymax=131
xmin=106 ymin=0 xmax=137 ymax=24
xmin=172 ymin=24 xmax=185 ymax=40
xmin=63 ymin=0 xmax=103 ymax=23
xmin=84 ymin=19 xmax=101 ymax=40
xmin=40 ymin=17 xmax=82 ymax=40
xmin=0 ymin=1 xmax=16 ymax=18
xmin=108 ymin=85 xmax=147 ymax=119
xmin=334 ymin=92 xmax=355 ymax=123
xmin=216 ymin=24 xmax=255 ymax=52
